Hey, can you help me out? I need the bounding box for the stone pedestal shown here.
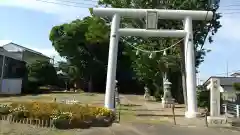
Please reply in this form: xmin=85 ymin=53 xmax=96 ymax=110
xmin=207 ymin=116 xmax=228 ymax=126
xmin=161 ymin=98 xmax=174 ymax=108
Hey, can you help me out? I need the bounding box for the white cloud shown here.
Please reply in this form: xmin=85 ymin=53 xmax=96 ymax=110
xmin=0 ymin=0 xmax=94 ymax=22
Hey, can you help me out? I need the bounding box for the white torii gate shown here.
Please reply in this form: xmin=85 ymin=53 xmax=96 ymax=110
xmin=92 ymin=8 xmax=213 ymax=118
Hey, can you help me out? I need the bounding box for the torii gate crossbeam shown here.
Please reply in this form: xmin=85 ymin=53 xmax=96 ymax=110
xmin=92 ymin=8 xmax=213 ymax=118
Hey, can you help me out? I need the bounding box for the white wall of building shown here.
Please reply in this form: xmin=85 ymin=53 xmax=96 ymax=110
xmin=1 ymin=79 xmax=22 ymax=94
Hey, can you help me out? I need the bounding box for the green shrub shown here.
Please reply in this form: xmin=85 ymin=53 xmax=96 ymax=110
xmin=0 ymin=102 xmax=115 ymax=129
xmin=22 ymin=78 xmax=40 ymax=94
xmin=8 ymin=102 xmax=114 ymax=121
xmin=154 ymin=88 xmax=163 ymax=101
xmin=197 ymin=90 xmax=210 ymax=108
xmin=233 ymin=83 xmax=240 ymax=91
xmin=0 ymin=104 xmax=11 ymax=115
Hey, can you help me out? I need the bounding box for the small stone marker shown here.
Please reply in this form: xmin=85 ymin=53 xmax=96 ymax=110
xmin=207 ymin=78 xmax=228 ymax=126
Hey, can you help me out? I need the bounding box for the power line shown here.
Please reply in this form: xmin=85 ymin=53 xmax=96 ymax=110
xmin=220 ymin=8 xmax=240 ymax=11
xmin=221 ymin=12 xmax=240 ymax=15
xmin=221 ymin=4 xmax=240 ymax=8
xmin=35 ymin=0 xmax=96 ymax=8
xmin=35 ymin=0 xmax=240 ymax=15
xmin=213 ymin=69 xmax=240 ymax=76
xmin=52 ymin=0 xmax=98 ymax=5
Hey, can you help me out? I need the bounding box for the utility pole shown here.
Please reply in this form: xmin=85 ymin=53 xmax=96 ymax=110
xmin=226 ymin=60 xmax=229 ymax=77
xmin=92 ymin=8 xmax=213 ymax=118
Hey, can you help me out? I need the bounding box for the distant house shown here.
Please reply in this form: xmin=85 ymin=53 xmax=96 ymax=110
xmin=203 ymin=76 xmax=240 ymax=101
xmin=1 ymin=42 xmax=51 ymax=64
xmin=0 ymin=47 xmax=26 ymax=94
xmin=0 ymin=42 xmax=51 ymax=95
xmin=231 ymin=72 xmax=240 ymax=77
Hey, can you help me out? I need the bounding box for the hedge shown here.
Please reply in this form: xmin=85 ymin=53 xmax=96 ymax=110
xmin=0 ymin=102 xmax=115 ymax=129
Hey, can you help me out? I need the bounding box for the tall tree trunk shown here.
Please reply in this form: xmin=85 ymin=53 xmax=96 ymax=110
xmin=88 ymin=75 xmax=93 ymax=92
xmin=180 ymin=44 xmax=188 ymax=110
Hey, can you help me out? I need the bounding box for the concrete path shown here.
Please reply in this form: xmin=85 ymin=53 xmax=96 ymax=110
xmin=120 ymin=94 xmax=220 ymax=127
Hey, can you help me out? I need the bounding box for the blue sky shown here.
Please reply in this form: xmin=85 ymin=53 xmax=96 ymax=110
xmin=0 ymin=0 xmax=239 ymax=83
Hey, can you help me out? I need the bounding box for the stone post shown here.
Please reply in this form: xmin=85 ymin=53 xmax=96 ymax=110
xmin=207 ymin=78 xmax=227 ymax=125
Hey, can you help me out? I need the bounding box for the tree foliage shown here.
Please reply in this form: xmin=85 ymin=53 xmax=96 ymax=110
xmin=27 ymin=60 xmax=58 ymax=86
xmin=49 ymin=17 xmax=110 ymax=90
xmin=57 ymin=61 xmax=82 ymax=84
xmin=233 ymin=83 xmax=240 ymax=92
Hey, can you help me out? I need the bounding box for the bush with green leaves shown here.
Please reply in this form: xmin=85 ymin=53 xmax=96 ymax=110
xmin=0 ymin=104 xmax=11 ymax=115
xmin=154 ymin=88 xmax=163 ymax=101
xmin=197 ymin=90 xmax=210 ymax=109
xmin=233 ymin=83 xmax=240 ymax=91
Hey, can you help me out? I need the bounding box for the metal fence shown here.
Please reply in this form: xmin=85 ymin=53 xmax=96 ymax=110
xmin=222 ymin=101 xmax=240 ymax=118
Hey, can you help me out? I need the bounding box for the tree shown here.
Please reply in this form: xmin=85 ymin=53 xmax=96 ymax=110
xmin=49 ymin=17 xmax=110 ymax=92
xmin=233 ymin=83 xmax=240 ymax=103
xmin=56 ymin=61 xmax=82 ymax=89
xmin=98 ymin=0 xmax=221 ymax=103
xmin=27 ymin=60 xmax=58 ymax=86
xmin=233 ymin=83 xmax=240 ymax=92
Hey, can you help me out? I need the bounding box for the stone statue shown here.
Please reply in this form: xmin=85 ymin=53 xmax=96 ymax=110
xmin=144 ymin=86 xmax=150 ymax=100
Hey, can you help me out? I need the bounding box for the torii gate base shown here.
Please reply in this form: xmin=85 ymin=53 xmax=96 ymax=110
xmin=92 ymin=8 xmax=213 ymax=118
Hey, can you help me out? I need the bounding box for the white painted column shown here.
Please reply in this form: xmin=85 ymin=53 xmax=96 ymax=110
xmin=104 ymin=14 xmax=120 ymax=111
xmin=184 ymin=16 xmax=198 ymax=118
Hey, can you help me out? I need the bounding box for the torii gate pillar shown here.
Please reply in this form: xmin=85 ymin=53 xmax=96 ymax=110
xmin=92 ymin=8 xmax=213 ymax=118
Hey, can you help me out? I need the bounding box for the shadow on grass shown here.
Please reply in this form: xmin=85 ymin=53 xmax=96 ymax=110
xmin=54 ymin=119 xmax=114 ymax=130
xmin=174 ymin=106 xmax=185 ymax=109
xmin=118 ymin=108 xmax=162 ymax=112
xmin=120 ymin=104 xmax=142 ymax=107
xmin=0 ymin=91 xmax=84 ymax=98
xmin=221 ymin=127 xmax=240 ymax=131
xmin=0 ymin=94 xmax=27 ymax=98
xmin=146 ymin=100 xmax=159 ymax=102
xmin=136 ymin=114 xmax=184 ymax=117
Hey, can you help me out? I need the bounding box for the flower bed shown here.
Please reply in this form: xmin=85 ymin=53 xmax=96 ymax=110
xmin=0 ymin=102 xmax=115 ymax=129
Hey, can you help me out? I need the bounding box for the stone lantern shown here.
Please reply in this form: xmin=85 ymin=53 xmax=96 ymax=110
xmin=161 ymin=79 xmax=174 ymax=108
